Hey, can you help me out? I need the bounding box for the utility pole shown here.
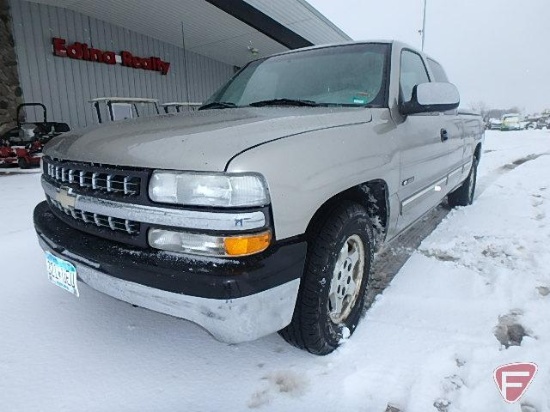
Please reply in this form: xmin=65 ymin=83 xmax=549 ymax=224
xmin=421 ymin=0 xmax=427 ymax=51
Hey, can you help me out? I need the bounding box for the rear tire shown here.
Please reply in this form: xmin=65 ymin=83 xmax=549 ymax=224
xmin=279 ymin=202 xmax=373 ymax=355
xmin=448 ymin=157 xmax=478 ymax=207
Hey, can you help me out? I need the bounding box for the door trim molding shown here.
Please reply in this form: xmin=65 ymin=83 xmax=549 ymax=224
xmin=401 ymin=161 xmax=469 ymax=213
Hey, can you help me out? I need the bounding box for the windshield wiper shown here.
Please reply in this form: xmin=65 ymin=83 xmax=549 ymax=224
xmin=248 ymin=98 xmax=319 ymax=107
xmin=198 ymin=101 xmax=237 ymax=110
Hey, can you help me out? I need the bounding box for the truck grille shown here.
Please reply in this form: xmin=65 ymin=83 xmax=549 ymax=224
xmin=42 ymin=157 xmax=150 ymax=247
xmin=48 ymin=196 xmax=140 ymax=235
xmin=44 ymin=158 xmax=142 ymax=196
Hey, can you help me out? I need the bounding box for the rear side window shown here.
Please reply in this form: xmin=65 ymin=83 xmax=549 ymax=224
xmin=400 ymin=50 xmax=430 ymax=102
xmin=427 ymin=58 xmax=449 ymax=82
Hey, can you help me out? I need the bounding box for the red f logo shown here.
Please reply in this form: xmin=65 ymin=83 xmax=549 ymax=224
xmin=494 ymin=363 xmax=538 ymax=403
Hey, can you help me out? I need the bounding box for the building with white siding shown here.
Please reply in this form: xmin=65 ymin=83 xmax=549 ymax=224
xmin=0 ymin=0 xmax=350 ymax=131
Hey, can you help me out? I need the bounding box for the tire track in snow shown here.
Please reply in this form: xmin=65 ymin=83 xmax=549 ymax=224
xmin=475 ymin=152 xmax=550 ymax=198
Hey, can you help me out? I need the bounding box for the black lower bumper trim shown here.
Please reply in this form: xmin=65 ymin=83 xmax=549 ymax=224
xmin=34 ymin=201 xmax=307 ymax=300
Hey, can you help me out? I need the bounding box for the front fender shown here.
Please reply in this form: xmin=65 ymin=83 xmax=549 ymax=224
xmin=226 ymin=109 xmax=400 ymax=240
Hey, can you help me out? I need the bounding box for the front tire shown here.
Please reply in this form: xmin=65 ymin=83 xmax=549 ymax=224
xmin=279 ymin=202 xmax=373 ymax=355
xmin=448 ymin=157 xmax=478 ymax=207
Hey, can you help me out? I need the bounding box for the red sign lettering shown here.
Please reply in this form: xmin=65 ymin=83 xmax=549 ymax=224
xmin=52 ymin=37 xmax=66 ymax=57
xmin=103 ymin=52 xmax=116 ymax=65
xmin=51 ymin=37 xmax=170 ymax=75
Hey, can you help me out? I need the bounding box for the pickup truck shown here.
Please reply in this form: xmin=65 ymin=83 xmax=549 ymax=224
xmin=34 ymin=41 xmax=484 ymax=355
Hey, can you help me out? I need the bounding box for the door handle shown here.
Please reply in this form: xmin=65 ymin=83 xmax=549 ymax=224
xmin=440 ymin=128 xmax=449 ymax=142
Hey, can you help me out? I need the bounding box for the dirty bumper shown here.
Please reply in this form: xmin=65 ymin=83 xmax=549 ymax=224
xmin=34 ymin=201 xmax=306 ymax=343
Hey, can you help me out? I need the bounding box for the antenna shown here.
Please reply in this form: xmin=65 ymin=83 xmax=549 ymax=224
xmin=181 ymin=23 xmax=192 ymax=104
xmin=421 ymin=0 xmax=427 ymax=51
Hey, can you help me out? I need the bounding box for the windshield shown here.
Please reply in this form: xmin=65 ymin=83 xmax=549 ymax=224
xmin=204 ymin=43 xmax=390 ymax=108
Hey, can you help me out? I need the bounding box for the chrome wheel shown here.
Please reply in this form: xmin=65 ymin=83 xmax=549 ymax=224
xmin=328 ymin=234 xmax=365 ymax=323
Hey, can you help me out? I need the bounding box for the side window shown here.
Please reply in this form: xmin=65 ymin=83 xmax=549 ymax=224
xmin=400 ymin=50 xmax=430 ymax=102
xmin=427 ymin=58 xmax=449 ymax=82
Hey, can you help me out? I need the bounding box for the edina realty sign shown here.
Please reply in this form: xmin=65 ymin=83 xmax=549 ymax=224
xmin=52 ymin=37 xmax=171 ymax=75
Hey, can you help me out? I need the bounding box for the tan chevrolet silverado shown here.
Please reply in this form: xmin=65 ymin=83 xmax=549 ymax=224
xmin=34 ymin=41 xmax=484 ymax=355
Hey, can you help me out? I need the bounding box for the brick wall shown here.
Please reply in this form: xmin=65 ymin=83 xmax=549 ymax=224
xmin=0 ymin=0 xmax=23 ymax=135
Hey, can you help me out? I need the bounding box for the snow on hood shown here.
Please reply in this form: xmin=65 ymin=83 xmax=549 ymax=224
xmin=44 ymin=107 xmax=372 ymax=171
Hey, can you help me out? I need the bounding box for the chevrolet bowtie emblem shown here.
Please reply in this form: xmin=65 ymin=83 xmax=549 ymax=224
xmin=56 ymin=186 xmax=76 ymax=209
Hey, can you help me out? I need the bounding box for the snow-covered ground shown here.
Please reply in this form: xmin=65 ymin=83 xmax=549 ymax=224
xmin=0 ymin=130 xmax=549 ymax=412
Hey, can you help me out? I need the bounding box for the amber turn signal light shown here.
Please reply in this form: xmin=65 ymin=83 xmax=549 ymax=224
xmin=224 ymin=231 xmax=272 ymax=257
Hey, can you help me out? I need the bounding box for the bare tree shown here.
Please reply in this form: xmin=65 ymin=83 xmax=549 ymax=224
xmin=469 ymin=101 xmax=489 ymax=120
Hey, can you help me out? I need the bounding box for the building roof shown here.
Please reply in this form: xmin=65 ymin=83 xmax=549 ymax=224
xmin=24 ymin=0 xmax=351 ymax=67
xmin=244 ymin=0 xmax=351 ymax=45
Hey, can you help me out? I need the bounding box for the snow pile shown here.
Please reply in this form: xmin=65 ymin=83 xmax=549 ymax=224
xmin=412 ymin=153 xmax=550 ymax=411
xmin=324 ymin=132 xmax=550 ymax=412
xmin=0 ymin=130 xmax=549 ymax=411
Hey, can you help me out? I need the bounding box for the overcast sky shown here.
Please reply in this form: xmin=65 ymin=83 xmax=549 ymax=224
xmin=307 ymin=0 xmax=550 ymax=114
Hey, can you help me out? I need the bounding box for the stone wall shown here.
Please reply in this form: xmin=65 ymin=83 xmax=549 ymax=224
xmin=0 ymin=0 xmax=23 ymax=135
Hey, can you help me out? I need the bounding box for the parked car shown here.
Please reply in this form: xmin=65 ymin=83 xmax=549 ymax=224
xmin=536 ymin=117 xmax=549 ymax=129
xmin=34 ymin=41 xmax=484 ymax=355
xmin=487 ymin=118 xmax=502 ymax=130
xmin=500 ymin=113 xmax=522 ymax=131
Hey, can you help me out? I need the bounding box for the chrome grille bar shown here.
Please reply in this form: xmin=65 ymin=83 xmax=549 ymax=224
xmin=45 ymin=159 xmax=141 ymax=197
xmin=108 ymin=216 xmax=116 ymax=230
xmin=123 ymin=176 xmax=130 ymax=195
xmin=42 ymin=178 xmax=266 ymax=232
xmin=92 ymin=172 xmax=99 ymax=190
xmin=48 ymin=196 xmax=139 ymax=235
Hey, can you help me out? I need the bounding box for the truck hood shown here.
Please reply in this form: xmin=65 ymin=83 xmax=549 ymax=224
xmin=44 ymin=107 xmax=372 ymax=171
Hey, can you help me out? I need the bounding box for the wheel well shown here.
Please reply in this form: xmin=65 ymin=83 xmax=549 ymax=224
xmin=474 ymin=143 xmax=482 ymax=160
xmin=306 ymin=180 xmax=389 ymax=248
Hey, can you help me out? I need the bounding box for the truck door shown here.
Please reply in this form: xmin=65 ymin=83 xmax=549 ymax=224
xmin=442 ymin=115 xmax=466 ymax=190
xmin=395 ymin=50 xmax=453 ymax=232
xmin=426 ymin=58 xmax=466 ymax=191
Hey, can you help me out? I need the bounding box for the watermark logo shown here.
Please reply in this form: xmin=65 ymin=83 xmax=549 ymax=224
xmin=494 ymin=363 xmax=538 ymax=403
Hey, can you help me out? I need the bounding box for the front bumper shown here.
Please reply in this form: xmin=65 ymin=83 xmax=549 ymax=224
xmin=34 ymin=201 xmax=306 ymax=343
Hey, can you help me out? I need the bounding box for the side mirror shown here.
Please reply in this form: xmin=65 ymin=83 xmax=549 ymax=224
xmin=400 ymin=82 xmax=460 ymax=115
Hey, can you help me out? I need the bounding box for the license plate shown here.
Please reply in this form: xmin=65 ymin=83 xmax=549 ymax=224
xmin=45 ymin=252 xmax=79 ymax=297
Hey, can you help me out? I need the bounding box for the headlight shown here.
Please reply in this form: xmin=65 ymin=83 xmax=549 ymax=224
xmin=148 ymin=228 xmax=272 ymax=257
xmin=149 ymin=171 xmax=270 ymax=207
